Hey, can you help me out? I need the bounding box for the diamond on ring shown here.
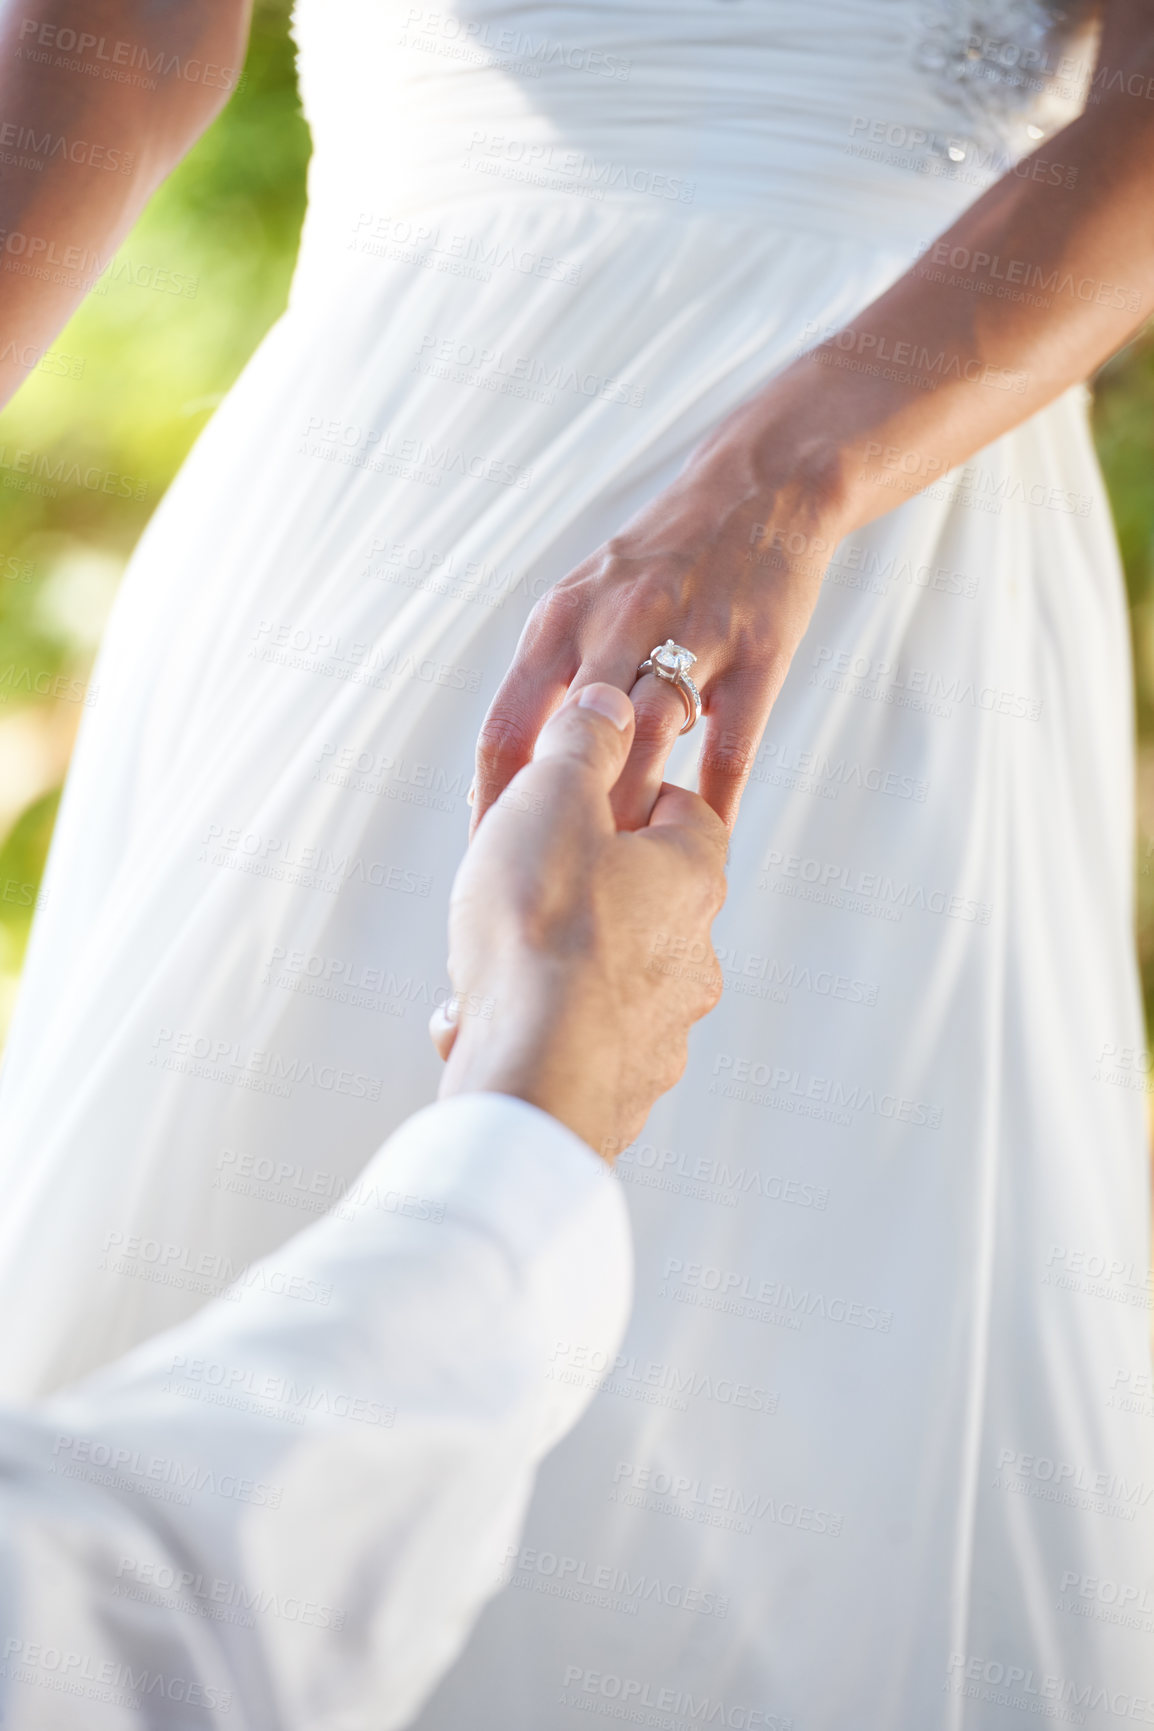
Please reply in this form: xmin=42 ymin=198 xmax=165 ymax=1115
xmin=652 ymin=639 xmax=697 ymax=678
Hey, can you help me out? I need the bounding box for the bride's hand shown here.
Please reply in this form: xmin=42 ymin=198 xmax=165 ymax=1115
xmin=470 ymin=403 xmax=848 ymax=834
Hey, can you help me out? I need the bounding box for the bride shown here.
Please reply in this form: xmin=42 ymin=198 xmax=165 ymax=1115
xmin=0 ymin=0 xmax=1152 ymax=1722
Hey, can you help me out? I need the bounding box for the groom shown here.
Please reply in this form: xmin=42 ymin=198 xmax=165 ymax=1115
xmin=0 ymin=682 xmax=726 ymax=1730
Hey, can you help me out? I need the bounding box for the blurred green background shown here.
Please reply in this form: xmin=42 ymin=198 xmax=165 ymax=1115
xmin=0 ymin=0 xmax=308 ymax=1034
xmin=1 ymin=1 xmax=1153 ymax=1083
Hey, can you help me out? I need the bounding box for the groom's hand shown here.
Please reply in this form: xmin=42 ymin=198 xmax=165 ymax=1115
xmin=430 ymin=684 xmax=727 ymax=1157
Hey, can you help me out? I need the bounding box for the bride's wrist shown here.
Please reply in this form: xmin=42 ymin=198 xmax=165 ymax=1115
xmin=687 ymin=373 xmax=856 ymax=556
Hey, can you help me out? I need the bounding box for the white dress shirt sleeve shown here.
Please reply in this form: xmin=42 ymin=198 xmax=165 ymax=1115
xmin=0 ymin=1094 xmax=633 ymax=1730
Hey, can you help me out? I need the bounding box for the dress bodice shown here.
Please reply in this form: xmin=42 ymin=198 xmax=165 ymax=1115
xmin=289 ymin=0 xmax=1098 ymax=247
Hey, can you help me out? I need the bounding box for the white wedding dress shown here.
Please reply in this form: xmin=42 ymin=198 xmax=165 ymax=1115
xmin=1 ymin=0 xmax=1152 ymax=1722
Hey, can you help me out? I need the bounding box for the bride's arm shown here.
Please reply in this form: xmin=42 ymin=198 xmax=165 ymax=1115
xmin=472 ymin=0 xmax=1154 ymax=833
xmin=0 ymin=0 xmax=251 ymax=408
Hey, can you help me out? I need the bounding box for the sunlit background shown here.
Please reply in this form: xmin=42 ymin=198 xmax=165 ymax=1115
xmin=1 ymin=0 xmax=1153 ymax=1089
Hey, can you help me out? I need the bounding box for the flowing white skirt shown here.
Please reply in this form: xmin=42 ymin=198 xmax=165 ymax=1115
xmin=1 ymin=193 xmax=1151 ymax=1723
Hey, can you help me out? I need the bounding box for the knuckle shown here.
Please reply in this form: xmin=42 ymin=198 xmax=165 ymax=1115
xmin=530 ymin=582 xmax=582 ymax=638
xmin=703 ymin=868 xmax=728 ymax=916
xmin=660 ymin=1041 xmax=689 ymax=1093
xmin=699 ymin=739 xmax=754 ymax=783
xmin=476 ymin=707 xmax=535 ymax=772
xmin=682 ymin=834 xmax=728 ymax=900
xmin=630 ymin=695 xmax=684 ymax=750
xmin=711 ymin=726 xmax=759 ymax=775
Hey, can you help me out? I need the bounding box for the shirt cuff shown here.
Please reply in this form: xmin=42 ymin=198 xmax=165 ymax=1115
xmin=352 ymin=1093 xmax=634 ymax=1445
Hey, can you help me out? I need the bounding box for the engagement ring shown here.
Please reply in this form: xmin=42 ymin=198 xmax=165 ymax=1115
xmin=635 ymin=639 xmax=702 ymax=736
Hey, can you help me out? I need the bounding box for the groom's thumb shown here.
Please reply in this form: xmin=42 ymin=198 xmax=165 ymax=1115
xmin=510 ymin=684 xmax=635 ymax=824
xmin=534 ymin=684 xmax=635 ymax=779
xmin=473 ymin=685 xmax=634 ymax=840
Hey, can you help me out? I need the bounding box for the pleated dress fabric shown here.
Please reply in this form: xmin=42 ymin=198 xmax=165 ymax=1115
xmin=1 ymin=1 xmax=1152 ymax=1724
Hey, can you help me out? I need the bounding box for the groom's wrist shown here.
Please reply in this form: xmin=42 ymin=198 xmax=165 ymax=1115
xmin=437 ymin=988 xmax=618 ymax=1160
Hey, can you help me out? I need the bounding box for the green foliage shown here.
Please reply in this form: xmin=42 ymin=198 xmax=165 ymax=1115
xmin=1092 ymin=332 xmax=1154 ymax=1029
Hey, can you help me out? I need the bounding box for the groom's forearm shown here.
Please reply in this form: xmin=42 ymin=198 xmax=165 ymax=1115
xmin=0 ymin=0 xmax=251 ymax=408
xmin=707 ymin=0 xmax=1154 ymax=539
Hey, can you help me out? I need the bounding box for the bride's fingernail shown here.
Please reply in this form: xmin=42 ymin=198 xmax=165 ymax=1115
xmin=467 ymin=780 xmax=476 ymax=806
xmin=578 ymin=684 xmax=633 ymax=731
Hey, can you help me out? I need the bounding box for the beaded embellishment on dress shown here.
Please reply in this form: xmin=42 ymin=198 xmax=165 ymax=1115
xmin=913 ymin=0 xmax=1099 ymax=159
